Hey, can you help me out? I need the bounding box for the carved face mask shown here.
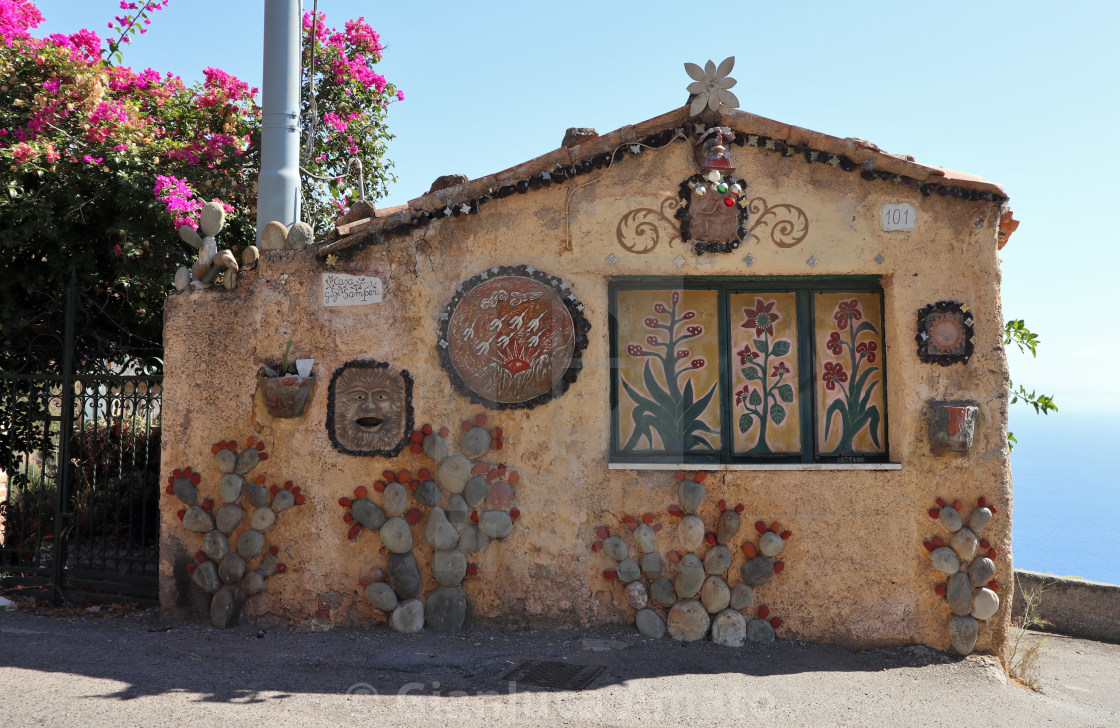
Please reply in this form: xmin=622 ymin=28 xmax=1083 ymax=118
xmin=327 ymin=361 xmax=412 ymax=456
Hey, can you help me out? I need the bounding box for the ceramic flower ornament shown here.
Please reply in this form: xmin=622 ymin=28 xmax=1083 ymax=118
xmin=685 ymin=57 xmax=739 ymax=116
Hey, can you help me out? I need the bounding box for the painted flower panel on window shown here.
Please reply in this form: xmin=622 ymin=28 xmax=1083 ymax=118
xmin=729 ymin=292 xmax=801 ymax=455
xmin=616 ymin=289 xmax=721 ymax=454
xmin=815 ymin=292 xmax=885 ymax=455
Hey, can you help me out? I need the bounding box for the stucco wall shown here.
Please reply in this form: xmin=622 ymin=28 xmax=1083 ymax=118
xmin=161 ymin=133 xmax=1013 ymax=657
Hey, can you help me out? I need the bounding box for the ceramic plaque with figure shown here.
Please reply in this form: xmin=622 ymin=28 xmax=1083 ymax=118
xmin=326 ymin=360 xmax=414 ymax=456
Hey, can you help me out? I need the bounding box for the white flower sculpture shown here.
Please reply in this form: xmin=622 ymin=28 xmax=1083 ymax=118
xmin=685 ymin=57 xmax=739 ymax=116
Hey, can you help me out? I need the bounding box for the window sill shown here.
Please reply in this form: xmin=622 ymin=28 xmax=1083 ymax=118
xmin=608 ymin=462 xmax=902 ymax=472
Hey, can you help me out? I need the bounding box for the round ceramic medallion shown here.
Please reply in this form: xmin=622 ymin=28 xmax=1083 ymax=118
xmin=439 ymin=267 xmax=589 ymax=409
xmin=929 ymin=312 xmax=965 ymax=353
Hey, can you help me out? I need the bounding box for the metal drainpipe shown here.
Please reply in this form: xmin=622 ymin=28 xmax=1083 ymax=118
xmin=257 ymin=0 xmax=301 ymax=242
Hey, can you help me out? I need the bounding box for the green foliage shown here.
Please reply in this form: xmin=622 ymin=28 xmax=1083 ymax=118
xmin=1003 ymin=318 xmax=1058 ymax=449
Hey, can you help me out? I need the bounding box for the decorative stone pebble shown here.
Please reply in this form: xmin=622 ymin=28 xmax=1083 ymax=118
xmin=458 ymin=524 xmax=488 ymax=554
xmin=730 ymin=582 xmax=754 ymax=610
xmin=950 ymin=527 xmax=979 ymax=562
xmin=759 ymin=531 xmax=784 ymax=557
xmin=635 ymin=608 xmax=666 ymax=638
xmin=210 ymin=584 xmax=244 ymax=629
xmin=251 ymin=506 xmax=277 ymax=531
xmin=218 ymin=473 xmax=243 ymax=503
xmin=969 ymin=506 xmax=993 ymax=534
xmin=215 ymin=504 xmax=243 ymax=534
xmin=946 ymin=572 xmax=973 ymax=616
xmin=272 ymin=489 xmax=295 ymax=512
xmin=746 ymin=618 xmax=775 ymax=644
xmin=740 ymin=556 xmax=774 ymax=586
xmin=427 ymin=508 xmax=463 ymax=546
xmin=700 ymin=576 xmax=731 ymax=614
xmin=432 ymin=548 xmax=467 ymax=587
xmin=603 ymin=535 xmax=628 ymax=562
xmin=485 ymin=481 xmax=515 ymax=510
xmin=667 ymin=599 xmax=710 ymax=641
xmin=423 ymin=433 xmax=450 ymax=462
xmin=218 ymin=553 xmax=246 ymax=584
xmin=479 ymin=510 xmax=513 ymax=539
xmin=948 ymin=615 xmax=979 ymax=654
xmin=202 ymin=530 xmax=231 ymax=561
xmin=389 ymin=598 xmax=425 ymax=633
xmin=240 ymin=571 xmax=265 ymax=596
xmin=617 ymin=558 xmax=641 ymax=583
xmin=260 ymin=220 xmax=289 ymax=251
xmin=237 ymin=529 xmax=264 ymax=559
xmin=387 ymin=552 xmax=421 ymax=599
xmin=939 ymin=506 xmax=963 ymax=533
xmin=351 ymin=499 xmax=387 ymax=531
xmin=183 ymin=506 xmax=215 ymax=533
xmin=626 ymin=580 xmax=649 ymax=609
xmin=438 ymin=455 xmax=472 ymax=493
xmin=425 ymin=587 xmax=467 ymax=633
xmin=716 ymin=510 xmax=740 ymax=544
xmin=462 ymin=476 xmax=489 ymax=507
xmin=650 ymin=577 xmax=677 ymax=607
xmin=677 ymin=515 xmax=705 ymax=552
xmin=968 ymin=557 xmax=996 ymax=587
xmin=244 ymin=482 xmax=269 ymax=508
xmin=215 ymin=449 xmax=237 ymax=473
xmin=459 ymin=426 xmax=491 ymax=459
xmin=641 ymin=552 xmax=663 ymax=579
xmin=235 ymin=448 xmax=259 ymax=475
xmin=365 ymin=582 xmax=398 ymax=612
xmin=192 ymin=560 xmax=221 ymax=593
xmin=180 ymin=224 xmax=203 ymax=248
xmin=447 ymin=494 xmax=470 ymax=527
xmin=379 ymin=517 xmax=413 ymax=554
xmin=174 ymin=266 xmax=191 ymax=292
xmin=172 ymin=478 xmax=198 ymax=506
xmin=241 ymin=245 xmax=259 ymax=267
xmin=200 ymin=200 xmax=225 ymax=237
xmin=678 ymin=481 xmax=705 ymax=514
xmin=703 ymin=545 xmax=732 ymax=575
xmin=415 ymin=480 xmax=441 ymax=507
xmin=633 ymin=524 xmax=657 ymax=554
xmin=257 ymin=554 xmax=278 ymax=577
xmin=674 ymin=553 xmax=705 ymax=599
xmin=711 ymin=608 xmax=747 ymax=647
xmin=286 ymin=221 xmax=314 ymax=249
xmin=383 ymin=482 xmax=408 ymax=518
xmin=929 ymin=546 xmax=960 ymax=575
xmin=971 ymin=587 xmax=1000 ymax=620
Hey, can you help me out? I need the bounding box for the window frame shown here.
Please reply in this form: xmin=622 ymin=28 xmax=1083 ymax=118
xmin=608 ymin=276 xmax=888 ymax=466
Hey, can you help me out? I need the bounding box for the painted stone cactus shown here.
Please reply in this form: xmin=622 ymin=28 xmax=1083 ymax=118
xmin=438 ymin=266 xmax=590 ymax=409
xmin=338 ymin=414 xmax=521 ymax=633
xmin=923 ymin=496 xmax=1001 ymax=654
xmin=326 ymin=360 xmax=414 ymax=456
xmin=591 ymin=471 xmax=789 ymax=646
xmin=169 ymin=437 xmax=306 ymax=628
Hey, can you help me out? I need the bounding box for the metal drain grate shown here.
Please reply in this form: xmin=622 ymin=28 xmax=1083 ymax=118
xmin=502 ymin=660 xmax=604 ymax=690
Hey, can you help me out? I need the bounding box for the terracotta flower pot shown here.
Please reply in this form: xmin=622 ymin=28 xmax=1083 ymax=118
xmin=257 ymin=375 xmax=314 ymax=418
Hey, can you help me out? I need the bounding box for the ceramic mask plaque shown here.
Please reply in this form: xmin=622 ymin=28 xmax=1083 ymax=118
xmin=326 ymin=360 xmax=413 ymax=456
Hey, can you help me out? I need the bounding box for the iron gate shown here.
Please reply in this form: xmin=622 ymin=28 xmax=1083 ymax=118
xmin=0 ymin=280 xmax=162 ymax=602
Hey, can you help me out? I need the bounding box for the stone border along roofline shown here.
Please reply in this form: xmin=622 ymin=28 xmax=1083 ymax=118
xmin=314 ymin=106 xmax=1008 ymax=259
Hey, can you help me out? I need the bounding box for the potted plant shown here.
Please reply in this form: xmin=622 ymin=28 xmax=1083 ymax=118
xmin=257 ymin=341 xmax=315 ymax=418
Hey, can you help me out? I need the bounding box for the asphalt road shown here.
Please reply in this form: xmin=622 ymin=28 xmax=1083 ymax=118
xmin=0 ymin=608 xmax=1116 ymax=727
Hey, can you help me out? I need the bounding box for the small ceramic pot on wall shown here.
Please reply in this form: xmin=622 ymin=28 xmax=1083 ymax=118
xmin=928 ymin=400 xmax=979 ymax=453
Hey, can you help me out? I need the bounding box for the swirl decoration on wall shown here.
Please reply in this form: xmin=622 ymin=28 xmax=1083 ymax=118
xmin=616 ymin=195 xmax=809 ymax=254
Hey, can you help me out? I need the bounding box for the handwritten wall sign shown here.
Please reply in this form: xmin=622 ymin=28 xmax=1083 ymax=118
xmin=322 ymin=273 xmax=384 ymax=307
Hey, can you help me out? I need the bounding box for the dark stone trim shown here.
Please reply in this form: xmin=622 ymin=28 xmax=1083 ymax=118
xmin=916 ymin=300 xmax=975 ymax=365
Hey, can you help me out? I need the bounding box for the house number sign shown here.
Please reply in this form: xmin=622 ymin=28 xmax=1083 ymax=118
xmin=881 ymin=203 xmax=917 ymax=232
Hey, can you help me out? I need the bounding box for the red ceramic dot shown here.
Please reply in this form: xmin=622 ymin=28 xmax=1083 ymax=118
xmin=508 ymin=471 xmax=520 ymax=485
xmin=247 ymin=436 xmax=255 ymax=447
xmin=989 ymin=580 xmax=1000 ymax=591
xmin=294 ymin=495 xmax=306 ymax=505
xmin=410 ymin=431 xmax=424 ymax=444
xmin=255 ymin=475 xmax=266 ymax=485
xmin=717 ymin=499 xmax=727 ymax=512
xmin=183 ymin=467 xmax=192 ymax=477
xmin=397 ymin=470 xmax=411 ymax=484
xmin=409 ymin=479 xmax=420 ymax=489
xmin=490 ymin=439 xmax=503 ymax=450
xmin=404 ymin=508 xmax=423 ymax=526
xmin=461 ymin=420 xmax=472 ymax=432
xmin=979 ymin=538 xmax=990 ymax=550
xmin=952 ymin=500 xmax=963 ymax=512
xmin=989 ymin=505 xmax=998 ymax=514
xmin=269 ymin=545 xmax=279 ymax=555
xmin=931 ymin=535 xmax=944 ymax=547
xmin=339 ymin=497 xmax=353 ymax=507
xmin=466 ymin=563 xmax=479 ymax=576
xmin=343 ymin=513 xmax=353 ymax=523
xmin=668 ymin=506 xmax=684 ymax=518
xmin=935 ymin=583 xmax=947 ymax=595
xmin=439 ymin=427 xmax=450 ymax=438
xmin=741 ymin=543 xmax=757 ymax=558
xmin=269 ymin=485 xmax=279 ymax=495
xmin=190 ymin=473 xmax=201 ymax=486
xmin=596 ymin=526 xmax=610 ymax=540
xmin=474 ymin=413 xmax=487 ymax=426
xmin=185 ymin=562 xmax=196 ymax=573
xmin=195 ymin=551 xmax=207 ymax=562
xmin=410 ymin=443 xmax=423 ymax=454
xmin=354 ymin=486 xmax=368 ymax=499
xmin=674 ymin=471 xmax=686 ymax=481
xmin=493 ymin=427 xmax=504 ymax=439
xmin=758 ymin=605 xmax=770 ymax=619
xmin=602 ymin=569 xmax=618 ymax=580
xmin=487 ymin=469 xmax=500 ymax=483
xmin=373 ymin=481 xmax=386 ymax=492
xmin=693 ymin=472 xmax=707 ymax=483
xmin=770 ymin=522 xmax=781 ymax=533
xmin=770 ymin=617 xmax=783 ymax=629
xmin=255 ymin=441 xmax=265 ymax=451
xmin=496 ymin=464 xmax=508 ymax=474
xmin=210 ymin=445 xmax=220 ymax=454
xmin=284 ymin=481 xmax=293 ymax=490
xmin=977 ymin=497 xmax=987 ymax=507
xmin=165 ymin=485 xmax=175 ymax=495
xmin=923 ymin=540 xmax=935 ymax=552
xmin=780 ymin=530 xmax=792 ymax=540
xmin=735 ymin=504 xmax=745 ymax=514
xmin=591 ymin=541 xmax=603 ymax=551
xmin=652 ymin=523 xmax=663 ymax=532
xmin=202 ymin=499 xmax=213 ymax=511
xmin=472 ymin=463 xmax=489 ymax=475
xmin=276 ymin=563 xmax=287 ymax=574
xmin=642 ymin=513 xmax=655 ymax=524
xmin=358 ymin=574 xmax=373 ymax=586
xmin=421 ymin=424 xmax=433 ymax=435
xmin=173 ymin=468 xmax=183 ymax=478
xmin=509 ymin=507 xmax=520 ymax=520
xmin=755 ymin=521 xmax=767 ymax=535
xmin=667 ymin=551 xmax=681 ymax=563
xmin=418 ymin=469 xmax=431 ymax=482
xmin=470 ymin=510 xmax=480 ymax=524
xmin=258 ymin=453 xmax=268 ymax=461
xmin=928 ymin=508 xmax=940 ymax=519
xmin=622 ymin=515 xmax=637 ymax=530
xmin=704 ymin=533 xmax=717 ymax=545
xmin=936 ymin=497 xmax=946 ymax=507
xmin=988 ymin=548 xmax=998 ymax=559
xmin=773 ymin=561 xmax=785 ymax=573
xmin=348 ymin=523 xmax=362 ymax=540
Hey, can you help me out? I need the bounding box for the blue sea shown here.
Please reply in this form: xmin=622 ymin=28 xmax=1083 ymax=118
xmin=1010 ymin=405 xmax=1120 ymax=585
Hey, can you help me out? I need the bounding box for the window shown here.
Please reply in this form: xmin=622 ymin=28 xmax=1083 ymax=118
xmin=609 ymin=277 xmax=887 ymax=465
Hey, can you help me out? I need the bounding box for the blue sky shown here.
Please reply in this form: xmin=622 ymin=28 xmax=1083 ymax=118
xmin=36 ymin=0 xmax=1120 ymax=419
